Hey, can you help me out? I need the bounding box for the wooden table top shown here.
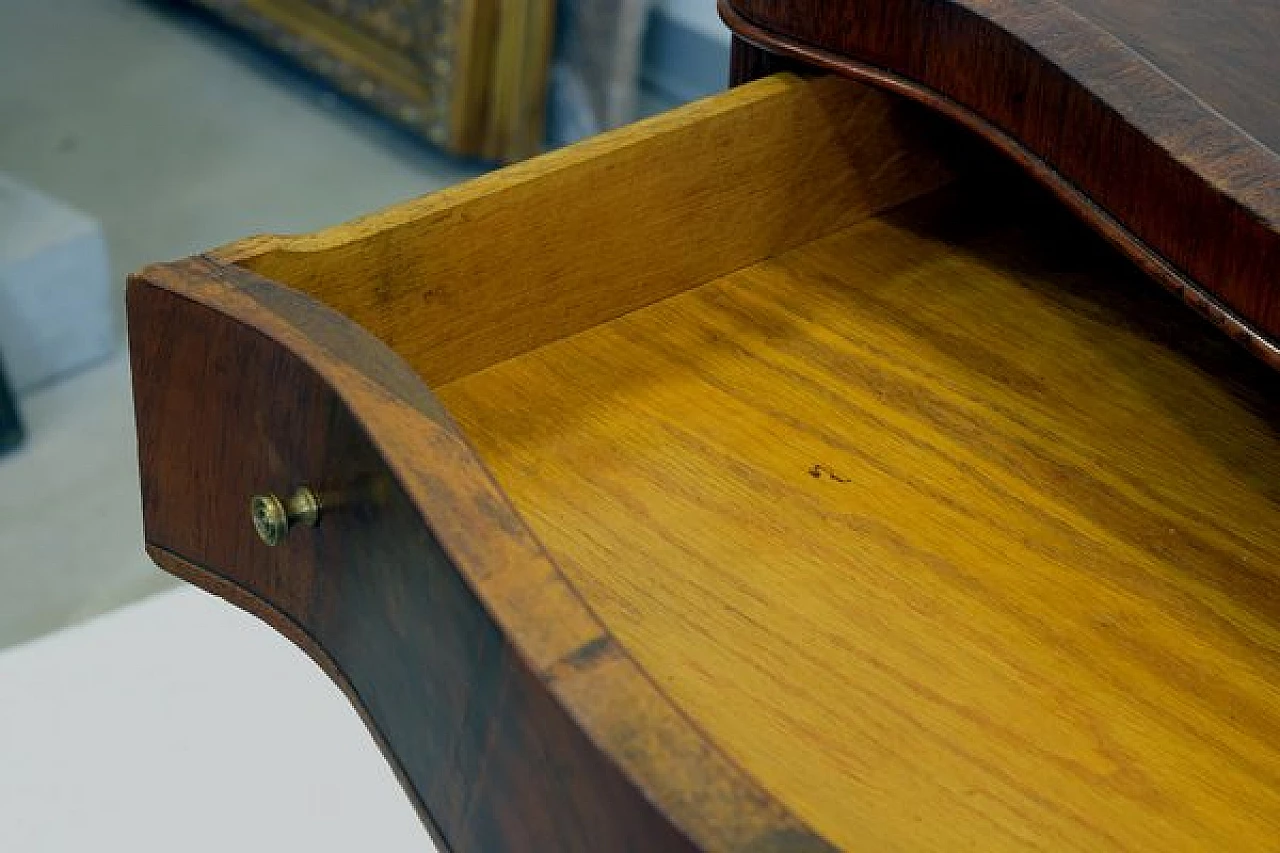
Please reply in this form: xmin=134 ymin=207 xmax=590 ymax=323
xmin=723 ymin=0 xmax=1280 ymax=367
xmin=1060 ymin=0 xmax=1279 ymax=151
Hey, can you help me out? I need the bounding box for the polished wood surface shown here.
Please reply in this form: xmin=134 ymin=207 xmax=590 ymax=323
xmin=129 ymin=257 xmax=832 ymax=852
xmin=722 ymin=0 xmax=1280 ymax=367
xmin=127 ymin=72 xmax=1280 ymax=850
xmin=129 ymin=74 xmax=951 ymax=852
xmin=440 ymin=188 xmax=1280 ymax=851
xmin=216 ymin=74 xmax=953 ymax=386
xmin=1058 ymin=0 xmax=1280 ymax=150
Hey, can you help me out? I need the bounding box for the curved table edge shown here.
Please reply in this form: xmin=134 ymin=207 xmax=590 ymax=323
xmin=128 ymin=256 xmax=837 ymax=853
xmin=719 ymin=0 xmax=1280 ymax=370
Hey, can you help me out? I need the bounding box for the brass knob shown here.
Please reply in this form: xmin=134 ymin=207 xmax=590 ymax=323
xmin=251 ymin=486 xmax=321 ymax=546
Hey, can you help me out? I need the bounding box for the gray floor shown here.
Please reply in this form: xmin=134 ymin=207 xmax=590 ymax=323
xmin=0 ymin=0 xmax=487 ymax=650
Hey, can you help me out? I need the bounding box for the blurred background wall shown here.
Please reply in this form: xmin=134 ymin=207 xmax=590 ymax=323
xmin=0 ymin=2 xmax=729 ymax=849
xmin=0 ymin=0 xmax=729 ymax=654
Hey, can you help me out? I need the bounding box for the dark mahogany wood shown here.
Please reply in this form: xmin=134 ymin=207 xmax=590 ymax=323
xmin=721 ymin=0 xmax=1280 ymax=368
xmin=728 ymin=35 xmax=803 ymax=83
xmin=127 ymin=257 xmax=836 ymax=853
xmin=1059 ymin=0 xmax=1279 ymax=151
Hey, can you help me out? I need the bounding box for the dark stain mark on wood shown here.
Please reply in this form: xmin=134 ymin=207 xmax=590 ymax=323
xmin=809 ymin=464 xmax=852 ymax=483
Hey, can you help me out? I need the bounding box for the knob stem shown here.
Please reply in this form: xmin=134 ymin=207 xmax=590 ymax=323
xmin=251 ymin=486 xmax=321 ymax=546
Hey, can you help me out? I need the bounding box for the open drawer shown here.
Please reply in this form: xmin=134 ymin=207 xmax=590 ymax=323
xmin=128 ymin=74 xmax=1280 ymax=852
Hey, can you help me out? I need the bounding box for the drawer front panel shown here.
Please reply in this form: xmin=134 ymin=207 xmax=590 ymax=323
xmin=128 ymin=268 xmax=703 ymax=853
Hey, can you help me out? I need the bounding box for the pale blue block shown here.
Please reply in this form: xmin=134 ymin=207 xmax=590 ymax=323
xmin=0 ymin=174 xmax=115 ymax=393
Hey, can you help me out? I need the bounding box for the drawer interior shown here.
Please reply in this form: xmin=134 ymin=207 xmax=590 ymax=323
xmin=435 ymin=187 xmax=1280 ymax=847
xmin=220 ymin=74 xmax=1280 ymax=849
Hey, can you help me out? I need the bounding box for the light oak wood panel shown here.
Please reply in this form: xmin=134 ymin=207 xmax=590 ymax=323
xmin=437 ymin=191 xmax=1280 ymax=851
xmin=215 ymin=74 xmax=953 ymax=385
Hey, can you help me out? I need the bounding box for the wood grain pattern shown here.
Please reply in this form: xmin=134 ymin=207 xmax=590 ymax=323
xmin=128 ymin=257 xmax=837 ymax=852
xmin=1056 ymin=0 xmax=1280 ymax=151
xmin=128 ymin=68 xmax=1280 ymax=851
xmin=213 ymin=73 xmax=954 ymax=386
xmin=438 ymin=187 xmax=1280 ymax=851
xmin=721 ymin=0 xmax=1280 ymax=367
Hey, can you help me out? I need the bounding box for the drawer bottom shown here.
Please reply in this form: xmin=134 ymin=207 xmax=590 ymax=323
xmin=438 ymin=187 xmax=1280 ymax=850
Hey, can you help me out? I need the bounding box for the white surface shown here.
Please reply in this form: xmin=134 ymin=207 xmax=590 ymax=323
xmin=0 ymin=586 xmax=434 ymax=852
xmin=0 ymin=173 xmax=114 ymax=392
xmin=656 ymin=0 xmax=729 ymax=41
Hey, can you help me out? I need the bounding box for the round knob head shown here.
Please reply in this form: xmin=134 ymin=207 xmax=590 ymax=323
xmin=251 ymin=493 xmax=288 ymax=546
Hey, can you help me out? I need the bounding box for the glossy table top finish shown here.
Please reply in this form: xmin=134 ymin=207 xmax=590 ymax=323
xmin=723 ymin=0 xmax=1280 ymax=366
